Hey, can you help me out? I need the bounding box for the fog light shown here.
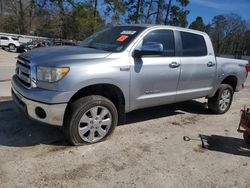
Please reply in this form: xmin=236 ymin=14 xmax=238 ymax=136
xmin=35 ymin=107 xmax=46 ymax=119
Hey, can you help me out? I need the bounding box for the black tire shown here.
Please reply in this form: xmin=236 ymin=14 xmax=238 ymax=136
xmin=208 ymin=84 xmax=233 ymax=114
xmin=63 ymin=95 xmax=118 ymax=145
xmin=243 ymin=132 xmax=250 ymax=145
xmin=8 ymin=43 xmax=16 ymax=51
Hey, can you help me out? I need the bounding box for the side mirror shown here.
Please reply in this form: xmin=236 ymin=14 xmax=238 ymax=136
xmin=133 ymin=42 xmax=163 ymax=58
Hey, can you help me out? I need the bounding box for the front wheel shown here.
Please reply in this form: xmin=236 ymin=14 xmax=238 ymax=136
xmin=8 ymin=43 xmax=16 ymax=51
xmin=208 ymin=84 xmax=233 ymax=114
xmin=63 ymin=95 xmax=118 ymax=145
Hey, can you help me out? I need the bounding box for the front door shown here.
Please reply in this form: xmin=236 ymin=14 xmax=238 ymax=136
xmin=130 ymin=29 xmax=181 ymax=111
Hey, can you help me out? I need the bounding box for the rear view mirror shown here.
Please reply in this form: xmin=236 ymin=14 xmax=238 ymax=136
xmin=133 ymin=42 xmax=163 ymax=58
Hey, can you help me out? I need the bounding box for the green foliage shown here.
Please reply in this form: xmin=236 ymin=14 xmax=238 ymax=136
xmin=0 ymin=0 xmax=191 ymax=38
xmin=167 ymin=0 xmax=190 ymax=27
xmin=1 ymin=0 xmax=249 ymax=56
xmin=189 ymin=16 xmax=205 ymax=31
xmin=126 ymin=0 xmax=146 ymax=24
xmin=168 ymin=5 xmax=189 ymax=27
xmin=71 ymin=2 xmax=104 ymax=40
xmin=104 ymin=0 xmax=126 ymax=24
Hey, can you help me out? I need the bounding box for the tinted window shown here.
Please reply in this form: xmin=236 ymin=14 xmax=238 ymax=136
xmin=1 ymin=37 xmax=9 ymax=40
xmin=142 ymin=30 xmax=175 ymax=56
xmin=181 ymin=32 xmax=207 ymax=56
xmin=12 ymin=38 xmax=18 ymax=41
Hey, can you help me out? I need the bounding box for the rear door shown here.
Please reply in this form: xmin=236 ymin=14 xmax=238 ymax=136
xmin=130 ymin=29 xmax=181 ymax=111
xmin=176 ymin=31 xmax=216 ymax=102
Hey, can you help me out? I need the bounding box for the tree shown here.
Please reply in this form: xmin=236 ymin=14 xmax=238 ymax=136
xmin=189 ymin=16 xmax=205 ymax=31
xmin=71 ymin=2 xmax=104 ymax=40
xmin=126 ymin=0 xmax=144 ymax=24
xmin=145 ymin=0 xmax=153 ymax=23
xmin=209 ymin=15 xmax=227 ymax=54
xmin=243 ymin=30 xmax=250 ymax=55
xmin=164 ymin=0 xmax=172 ymax=24
xmin=0 ymin=0 xmax=35 ymax=34
xmin=221 ymin=14 xmax=246 ymax=55
xmin=209 ymin=14 xmax=247 ymax=55
xmin=104 ymin=0 xmax=126 ymax=24
xmin=167 ymin=0 xmax=189 ymax=27
xmin=0 ymin=0 xmax=192 ymax=39
xmin=155 ymin=0 xmax=168 ymax=24
xmin=144 ymin=0 xmax=166 ymax=24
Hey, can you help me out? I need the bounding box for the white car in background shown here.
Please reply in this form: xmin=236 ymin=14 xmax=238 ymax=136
xmin=0 ymin=36 xmax=20 ymax=51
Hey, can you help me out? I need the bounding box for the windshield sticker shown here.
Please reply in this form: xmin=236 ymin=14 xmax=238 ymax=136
xmin=120 ymin=31 xmax=137 ymax=35
xmin=116 ymin=35 xmax=129 ymax=42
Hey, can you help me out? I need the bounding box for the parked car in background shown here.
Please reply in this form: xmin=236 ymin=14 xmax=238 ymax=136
xmin=17 ymin=42 xmax=35 ymax=53
xmin=0 ymin=36 xmax=20 ymax=51
xmin=53 ymin=39 xmax=78 ymax=46
xmin=11 ymin=25 xmax=249 ymax=145
xmin=17 ymin=40 xmax=52 ymax=53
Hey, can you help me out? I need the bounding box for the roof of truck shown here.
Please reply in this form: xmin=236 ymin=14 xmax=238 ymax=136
xmin=117 ymin=24 xmax=207 ymax=36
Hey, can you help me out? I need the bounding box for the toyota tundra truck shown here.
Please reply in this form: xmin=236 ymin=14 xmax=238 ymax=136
xmin=11 ymin=25 xmax=250 ymax=145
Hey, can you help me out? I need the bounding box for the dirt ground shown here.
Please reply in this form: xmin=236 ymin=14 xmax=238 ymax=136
xmin=0 ymin=49 xmax=250 ymax=188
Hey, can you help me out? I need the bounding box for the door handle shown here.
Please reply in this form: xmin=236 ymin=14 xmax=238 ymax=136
xmin=169 ymin=62 xmax=180 ymax=68
xmin=207 ymin=61 xmax=215 ymax=67
xmin=120 ymin=67 xmax=130 ymax=71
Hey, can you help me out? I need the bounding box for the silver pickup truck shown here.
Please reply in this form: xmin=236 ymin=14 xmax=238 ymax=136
xmin=11 ymin=25 xmax=249 ymax=145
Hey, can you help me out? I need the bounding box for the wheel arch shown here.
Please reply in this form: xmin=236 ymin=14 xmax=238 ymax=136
xmin=64 ymin=83 xmax=126 ymax=125
xmin=221 ymin=75 xmax=238 ymax=92
xmin=8 ymin=43 xmax=16 ymax=47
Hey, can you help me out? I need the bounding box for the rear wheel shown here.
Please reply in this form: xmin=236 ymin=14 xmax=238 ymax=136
xmin=208 ymin=84 xmax=233 ymax=114
xmin=63 ymin=95 xmax=118 ymax=145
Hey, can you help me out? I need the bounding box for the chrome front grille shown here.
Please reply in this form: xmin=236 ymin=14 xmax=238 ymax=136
xmin=16 ymin=56 xmax=31 ymax=87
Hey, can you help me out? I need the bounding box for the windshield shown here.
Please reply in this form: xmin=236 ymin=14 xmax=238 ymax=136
xmin=81 ymin=26 xmax=146 ymax=52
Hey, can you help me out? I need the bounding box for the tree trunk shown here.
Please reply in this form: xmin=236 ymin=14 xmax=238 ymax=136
xmin=28 ymin=0 xmax=35 ymax=33
xmin=155 ymin=0 xmax=162 ymax=24
xmin=92 ymin=0 xmax=98 ymax=32
xmin=135 ymin=0 xmax=141 ymax=24
xmin=145 ymin=0 xmax=153 ymax=23
xmin=0 ymin=0 xmax=3 ymax=16
xmin=19 ymin=0 xmax=26 ymax=34
xmin=94 ymin=0 xmax=98 ymax=17
xmin=58 ymin=0 xmax=67 ymax=38
xmin=164 ymin=0 xmax=172 ymax=25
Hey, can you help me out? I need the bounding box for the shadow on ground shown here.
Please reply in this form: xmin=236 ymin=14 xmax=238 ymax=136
xmin=126 ymin=100 xmax=210 ymax=124
xmin=200 ymin=134 xmax=250 ymax=157
xmin=0 ymin=100 xmax=67 ymax=147
xmin=0 ymin=99 xmax=210 ymax=147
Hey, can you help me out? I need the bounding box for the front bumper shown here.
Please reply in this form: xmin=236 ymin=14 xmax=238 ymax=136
xmin=12 ymin=87 xmax=67 ymax=126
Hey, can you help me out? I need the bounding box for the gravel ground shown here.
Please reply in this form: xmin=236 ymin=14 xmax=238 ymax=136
xmin=0 ymin=49 xmax=17 ymax=96
xmin=0 ymin=49 xmax=249 ymax=188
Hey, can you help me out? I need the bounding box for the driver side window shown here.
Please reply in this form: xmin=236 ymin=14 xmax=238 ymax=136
xmin=142 ymin=29 xmax=175 ymax=57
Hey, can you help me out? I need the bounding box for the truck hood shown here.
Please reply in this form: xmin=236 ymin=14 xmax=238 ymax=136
xmin=21 ymin=46 xmax=112 ymax=66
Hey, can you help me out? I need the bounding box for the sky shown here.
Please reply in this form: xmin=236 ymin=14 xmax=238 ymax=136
xmin=186 ymin=0 xmax=250 ymax=24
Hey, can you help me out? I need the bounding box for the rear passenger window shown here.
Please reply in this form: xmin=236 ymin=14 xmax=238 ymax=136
xmin=142 ymin=30 xmax=175 ymax=56
xmin=181 ymin=32 xmax=207 ymax=56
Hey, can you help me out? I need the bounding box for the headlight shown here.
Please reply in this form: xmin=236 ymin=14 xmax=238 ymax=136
xmin=37 ymin=66 xmax=69 ymax=82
